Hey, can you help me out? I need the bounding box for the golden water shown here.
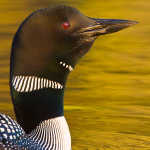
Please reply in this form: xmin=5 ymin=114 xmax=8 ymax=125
xmin=0 ymin=0 xmax=150 ymax=149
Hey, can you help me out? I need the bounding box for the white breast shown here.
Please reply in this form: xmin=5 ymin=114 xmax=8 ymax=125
xmin=28 ymin=116 xmax=71 ymax=150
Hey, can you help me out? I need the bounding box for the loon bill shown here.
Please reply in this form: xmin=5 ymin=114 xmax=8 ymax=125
xmin=0 ymin=5 xmax=137 ymax=150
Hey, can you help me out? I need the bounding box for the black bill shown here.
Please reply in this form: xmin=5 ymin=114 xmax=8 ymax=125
xmin=80 ymin=18 xmax=138 ymax=37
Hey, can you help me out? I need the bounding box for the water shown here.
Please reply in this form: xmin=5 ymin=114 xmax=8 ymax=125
xmin=1 ymin=0 xmax=150 ymax=149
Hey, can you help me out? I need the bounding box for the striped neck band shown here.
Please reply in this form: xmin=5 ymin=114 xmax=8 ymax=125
xmin=59 ymin=61 xmax=73 ymax=72
xmin=12 ymin=76 xmax=63 ymax=93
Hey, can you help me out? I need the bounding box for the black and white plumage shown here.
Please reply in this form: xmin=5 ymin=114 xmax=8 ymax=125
xmin=0 ymin=114 xmax=43 ymax=150
xmin=0 ymin=4 xmax=137 ymax=150
xmin=12 ymin=76 xmax=63 ymax=92
xmin=0 ymin=114 xmax=71 ymax=150
xmin=29 ymin=116 xmax=71 ymax=150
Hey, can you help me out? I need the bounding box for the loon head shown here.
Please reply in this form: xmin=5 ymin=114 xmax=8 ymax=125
xmin=11 ymin=5 xmax=137 ymax=83
xmin=10 ymin=5 xmax=137 ymax=133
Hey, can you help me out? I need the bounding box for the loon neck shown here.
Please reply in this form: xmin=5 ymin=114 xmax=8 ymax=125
xmin=11 ymin=75 xmax=66 ymax=133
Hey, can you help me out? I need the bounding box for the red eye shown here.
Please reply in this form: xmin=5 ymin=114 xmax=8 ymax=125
xmin=62 ymin=22 xmax=70 ymax=30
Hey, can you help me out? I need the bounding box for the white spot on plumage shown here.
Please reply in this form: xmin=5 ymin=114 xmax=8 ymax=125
xmin=63 ymin=63 xmax=66 ymax=67
xmin=7 ymin=129 xmax=11 ymax=133
xmin=0 ymin=128 xmax=5 ymax=132
xmin=12 ymin=129 xmax=15 ymax=133
xmin=13 ymin=135 xmax=16 ymax=139
xmin=4 ymin=124 xmax=8 ymax=128
xmin=1 ymin=120 xmax=5 ymax=124
xmin=3 ymin=134 xmax=8 ymax=139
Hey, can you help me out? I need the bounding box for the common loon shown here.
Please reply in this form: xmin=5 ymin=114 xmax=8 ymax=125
xmin=0 ymin=5 xmax=137 ymax=150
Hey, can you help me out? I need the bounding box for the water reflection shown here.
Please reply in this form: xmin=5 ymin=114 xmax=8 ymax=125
xmin=1 ymin=0 xmax=150 ymax=149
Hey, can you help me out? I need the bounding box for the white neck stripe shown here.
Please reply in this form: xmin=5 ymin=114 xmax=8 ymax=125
xmin=12 ymin=76 xmax=63 ymax=93
xmin=59 ymin=61 xmax=73 ymax=72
